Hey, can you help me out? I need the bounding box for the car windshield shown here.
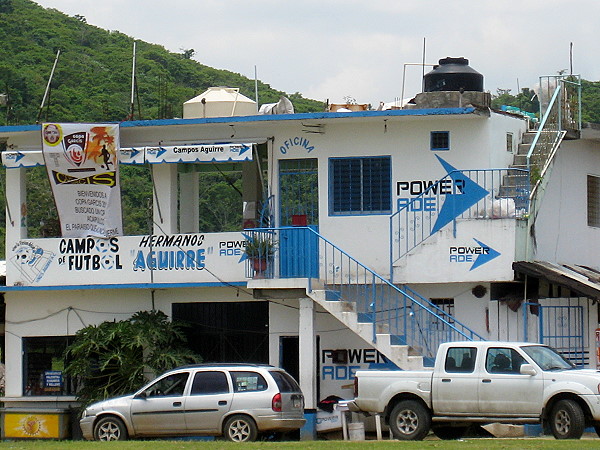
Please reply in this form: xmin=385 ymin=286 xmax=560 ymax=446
xmin=521 ymin=345 xmax=574 ymax=371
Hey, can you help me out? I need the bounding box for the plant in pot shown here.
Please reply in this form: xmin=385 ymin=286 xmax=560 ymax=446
xmin=245 ymin=235 xmax=276 ymax=277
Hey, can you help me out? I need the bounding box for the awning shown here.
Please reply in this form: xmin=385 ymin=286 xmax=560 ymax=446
xmin=513 ymin=261 xmax=600 ymax=302
xmin=2 ymin=142 xmax=257 ymax=168
xmin=142 ymin=143 xmax=253 ymax=164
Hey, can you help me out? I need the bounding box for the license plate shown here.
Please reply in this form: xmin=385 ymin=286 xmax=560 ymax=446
xmin=293 ymin=398 xmax=301 ymax=408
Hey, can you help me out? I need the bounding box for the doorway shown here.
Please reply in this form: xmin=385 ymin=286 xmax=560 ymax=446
xmin=172 ymin=302 xmax=269 ymax=363
xmin=278 ymin=159 xmax=319 ymax=278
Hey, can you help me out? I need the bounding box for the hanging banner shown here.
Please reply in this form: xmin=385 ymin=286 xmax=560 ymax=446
xmin=42 ymin=123 xmax=123 ymax=238
xmin=145 ymin=143 xmax=253 ymax=164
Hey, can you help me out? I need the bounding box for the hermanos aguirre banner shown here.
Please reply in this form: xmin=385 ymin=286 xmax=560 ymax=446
xmin=42 ymin=123 xmax=123 ymax=238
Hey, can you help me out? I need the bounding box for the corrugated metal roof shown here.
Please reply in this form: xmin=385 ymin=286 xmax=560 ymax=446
xmin=513 ymin=261 xmax=600 ymax=302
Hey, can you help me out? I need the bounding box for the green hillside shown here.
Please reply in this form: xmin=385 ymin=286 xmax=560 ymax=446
xmin=0 ymin=0 xmax=323 ymax=125
xmin=0 ymin=0 xmax=327 ymax=260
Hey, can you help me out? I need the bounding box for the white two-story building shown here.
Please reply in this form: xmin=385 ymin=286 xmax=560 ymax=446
xmin=0 ymin=61 xmax=598 ymax=439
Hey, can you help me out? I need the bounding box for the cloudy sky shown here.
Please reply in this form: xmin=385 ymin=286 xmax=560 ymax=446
xmin=34 ymin=0 xmax=600 ymax=106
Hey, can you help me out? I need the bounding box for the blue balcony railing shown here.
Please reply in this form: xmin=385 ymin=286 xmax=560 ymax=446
xmin=390 ymin=167 xmax=529 ymax=272
xmin=245 ymin=227 xmax=485 ymax=359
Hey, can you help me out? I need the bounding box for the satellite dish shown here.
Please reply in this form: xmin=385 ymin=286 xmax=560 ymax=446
xmin=259 ymin=96 xmax=295 ymax=115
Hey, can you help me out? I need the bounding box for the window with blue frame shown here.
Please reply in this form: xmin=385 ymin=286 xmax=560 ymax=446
xmin=329 ymin=156 xmax=391 ymax=215
xmin=430 ymin=131 xmax=450 ymax=151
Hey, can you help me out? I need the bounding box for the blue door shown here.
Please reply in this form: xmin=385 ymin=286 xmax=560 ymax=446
xmin=278 ymin=159 xmax=319 ymax=278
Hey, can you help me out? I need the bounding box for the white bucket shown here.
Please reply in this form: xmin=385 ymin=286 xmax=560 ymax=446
xmin=347 ymin=422 xmax=365 ymax=441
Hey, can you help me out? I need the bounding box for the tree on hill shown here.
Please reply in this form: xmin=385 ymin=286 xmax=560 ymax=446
xmin=0 ymin=0 xmax=323 ymax=125
xmin=491 ymin=87 xmax=539 ymax=114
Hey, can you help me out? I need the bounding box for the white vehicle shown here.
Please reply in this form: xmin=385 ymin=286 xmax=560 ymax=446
xmin=350 ymin=341 xmax=600 ymax=440
xmin=80 ymin=364 xmax=305 ymax=442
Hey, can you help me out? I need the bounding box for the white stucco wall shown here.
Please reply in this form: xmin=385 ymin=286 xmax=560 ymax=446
xmin=3 ymin=286 xmax=255 ymax=397
xmin=534 ymin=132 xmax=600 ymax=269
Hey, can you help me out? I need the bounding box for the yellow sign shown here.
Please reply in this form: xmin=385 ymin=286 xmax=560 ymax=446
xmin=4 ymin=413 xmax=60 ymax=438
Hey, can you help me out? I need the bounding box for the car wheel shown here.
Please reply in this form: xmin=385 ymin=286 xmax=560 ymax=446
xmin=94 ymin=416 xmax=128 ymax=441
xmin=389 ymin=400 xmax=431 ymax=440
xmin=432 ymin=424 xmax=468 ymax=440
xmin=224 ymin=414 xmax=258 ymax=442
xmin=550 ymin=399 xmax=585 ymax=439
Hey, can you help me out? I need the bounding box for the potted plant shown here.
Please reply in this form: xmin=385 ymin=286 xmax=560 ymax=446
xmin=245 ymin=235 xmax=276 ymax=277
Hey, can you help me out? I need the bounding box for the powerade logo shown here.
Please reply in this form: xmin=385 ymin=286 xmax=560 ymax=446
xmin=450 ymin=239 xmax=500 ymax=271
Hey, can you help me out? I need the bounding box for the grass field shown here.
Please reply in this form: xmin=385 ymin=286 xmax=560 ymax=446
xmin=0 ymin=437 xmax=599 ymax=449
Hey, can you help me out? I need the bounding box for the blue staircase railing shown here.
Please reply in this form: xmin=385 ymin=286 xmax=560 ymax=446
xmin=245 ymin=227 xmax=485 ymax=359
xmin=390 ymin=167 xmax=529 ymax=272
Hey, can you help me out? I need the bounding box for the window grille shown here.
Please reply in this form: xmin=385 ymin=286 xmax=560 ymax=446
xmin=329 ymin=156 xmax=391 ymax=215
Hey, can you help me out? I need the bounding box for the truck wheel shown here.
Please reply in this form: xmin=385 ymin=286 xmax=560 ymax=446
xmin=389 ymin=400 xmax=431 ymax=440
xmin=432 ymin=425 xmax=468 ymax=440
xmin=550 ymin=399 xmax=585 ymax=439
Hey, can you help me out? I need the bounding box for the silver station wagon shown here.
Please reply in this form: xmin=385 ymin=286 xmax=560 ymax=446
xmin=80 ymin=364 xmax=305 ymax=442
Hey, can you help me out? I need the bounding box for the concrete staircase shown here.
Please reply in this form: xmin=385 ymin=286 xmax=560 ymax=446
xmin=497 ymin=131 xmax=535 ymax=211
xmin=307 ymin=288 xmax=426 ymax=370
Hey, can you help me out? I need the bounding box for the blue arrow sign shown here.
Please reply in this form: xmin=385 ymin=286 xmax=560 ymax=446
xmin=470 ymin=238 xmax=500 ymax=270
xmin=238 ymin=144 xmax=251 ymax=157
xmin=238 ymin=232 xmax=251 ymax=263
xmin=431 ymin=156 xmax=489 ymax=234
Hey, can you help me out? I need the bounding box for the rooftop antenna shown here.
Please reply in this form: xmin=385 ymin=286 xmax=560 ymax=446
xmin=130 ymin=41 xmax=137 ymax=120
xmin=254 ymin=65 xmax=259 ymax=113
xmin=36 ymin=49 xmax=60 ymax=124
xmin=421 ymin=37 xmax=426 ymax=93
xmin=569 ymin=42 xmax=573 ymax=75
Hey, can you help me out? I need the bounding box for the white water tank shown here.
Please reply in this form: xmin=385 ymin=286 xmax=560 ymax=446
xmin=183 ymin=87 xmax=257 ymax=119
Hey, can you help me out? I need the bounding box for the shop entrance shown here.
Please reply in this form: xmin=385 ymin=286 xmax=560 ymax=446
xmin=172 ymin=302 xmax=269 ymax=363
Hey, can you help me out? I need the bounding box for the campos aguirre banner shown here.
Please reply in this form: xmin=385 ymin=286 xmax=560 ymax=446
xmin=42 ymin=123 xmax=123 ymax=238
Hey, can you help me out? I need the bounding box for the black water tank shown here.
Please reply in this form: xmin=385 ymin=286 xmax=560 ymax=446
xmin=424 ymin=57 xmax=483 ymax=92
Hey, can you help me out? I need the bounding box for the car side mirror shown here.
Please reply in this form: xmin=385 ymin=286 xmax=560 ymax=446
xmin=520 ymin=363 xmax=537 ymax=376
xmin=134 ymin=391 xmax=148 ymax=399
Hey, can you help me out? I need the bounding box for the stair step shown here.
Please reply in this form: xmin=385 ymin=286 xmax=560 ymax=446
xmin=521 ymin=132 xmax=536 ymax=144
xmin=501 ymin=174 xmax=529 ymax=187
xmin=517 ymin=143 xmax=531 ymax=155
xmin=423 ymin=356 xmax=436 ymax=367
xmin=325 ymin=290 xmax=342 ymax=301
xmin=390 ymin=334 xmax=406 ymax=345
xmin=357 ymin=312 xmax=373 ymax=323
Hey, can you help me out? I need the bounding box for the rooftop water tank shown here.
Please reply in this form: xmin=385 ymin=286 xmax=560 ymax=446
xmin=423 ymin=57 xmax=483 ymax=92
xmin=183 ymin=87 xmax=257 ymax=119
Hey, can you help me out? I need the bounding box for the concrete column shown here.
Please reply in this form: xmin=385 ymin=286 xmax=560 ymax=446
xmin=152 ymin=163 xmax=178 ymax=234
xmin=4 ymin=308 xmax=22 ymax=396
xmin=241 ymin=149 xmax=262 ymax=228
xmin=179 ymin=171 xmax=199 ymax=233
xmin=299 ymin=297 xmax=317 ymax=440
xmin=5 ymin=167 xmax=27 ymax=244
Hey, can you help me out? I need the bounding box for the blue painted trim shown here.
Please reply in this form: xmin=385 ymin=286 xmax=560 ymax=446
xmin=2 ymin=281 xmax=247 ymax=292
xmin=0 ymin=108 xmax=477 ymax=134
xmin=0 ymin=124 xmax=41 ymax=133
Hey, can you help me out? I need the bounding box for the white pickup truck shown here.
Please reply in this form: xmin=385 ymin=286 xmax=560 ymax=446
xmin=350 ymin=341 xmax=600 ymax=440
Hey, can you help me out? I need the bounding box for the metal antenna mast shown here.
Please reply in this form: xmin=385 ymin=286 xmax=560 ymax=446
xmin=37 ymin=49 xmax=61 ymax=123
xmin=130 ymin=41 xmax=137 ymax=120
